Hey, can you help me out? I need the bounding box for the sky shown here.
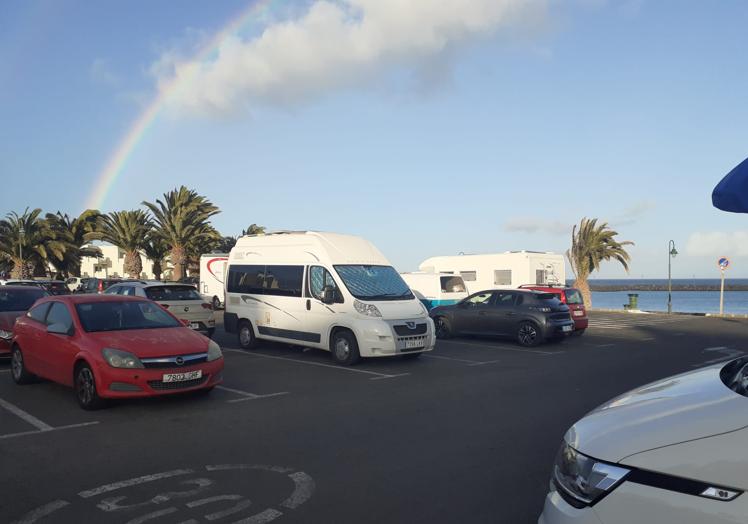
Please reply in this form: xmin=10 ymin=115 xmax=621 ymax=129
xmin=1 ymin=0 xmax=748 ymax=279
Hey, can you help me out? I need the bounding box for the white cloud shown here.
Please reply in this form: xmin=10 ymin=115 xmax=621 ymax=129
xmin=612 ymin=199 xmax=655 ymax=226
xmin=154 ymin=0 xmax=547 ymax=116
xmin=686 ymin=231 xmax=748 ymax=257
xmin=90 ymin=58 xmax=120 ymax=87
xmin=504 ymin=217 xmax=570 ymax=235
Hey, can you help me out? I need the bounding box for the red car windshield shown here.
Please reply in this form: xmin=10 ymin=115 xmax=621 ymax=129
xmin=75 ymin=301 xmax=181 ymax=332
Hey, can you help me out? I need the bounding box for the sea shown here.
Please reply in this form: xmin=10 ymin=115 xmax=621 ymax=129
xmin=583 ymin=279 xmax=748 ymax=314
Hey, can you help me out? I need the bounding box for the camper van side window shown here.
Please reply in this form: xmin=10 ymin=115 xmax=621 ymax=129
xmin=460 ymin=271 xmax=477 ymax=282
xmin=309 ymin=266 xmax=341 ymax=302
xmin=263 ymin=265 xmax=304 ymax=297
xmin=227 ymin=265 xmax=265 ymax=294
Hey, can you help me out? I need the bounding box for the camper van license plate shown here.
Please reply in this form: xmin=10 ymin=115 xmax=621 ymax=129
xmin=189 ymin=322 xmax=200 ymax=329
xmin=163 ymin=370 xmax=202 ymax=383
xmin=404 ymin=339 xmax=423 ymax=350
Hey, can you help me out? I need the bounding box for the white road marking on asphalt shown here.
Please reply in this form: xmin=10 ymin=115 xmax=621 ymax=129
xmin=467 ymin=359 xmax=502 ymax=367
xmin=215 ymin=385 xmax=290 ymax=402
xmin=124 ymin=507 xmax=178 ymax=524
xmin=78 ymin=469 xmax=194 ymax=498
xmin=0 ymin=368 xmax=10 ymax=373
xmin=224 ymin=348 xmax=406 ymax=379
xmin=704 ymin=346 xmax=728 ymax=351
xmin=281 ymin=472 xmax=315 ymax=509
xmin=0 ymin=396 xmax=54 ymax=431
xmin=596 ymin=344 xmax=615 ymax=348
xmin=369 ymin=373 xmax=410 ymax=380
xmin=0 ymin=421 xmax=100 ymax=441
xmin=422 ymin=354 xmax=482 ymax=364
xmin=10 ymin=499 xmax=70 ymax=524
xmin=205 ymin=464 xmax=293 ymax=473
xmin=234 ymin=508 xmax=283 ymax=524
xmin=439 ymin=340 xmax=554 ymax=355
xmin=227 ymin=392 xmax=290 ymax=403
xmin=641 ymin=337 xmax=656 ymax=341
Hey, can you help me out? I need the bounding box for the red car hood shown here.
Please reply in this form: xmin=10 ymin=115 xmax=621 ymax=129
xmin=0 ymin=311 xmax=26 ymax=331
xmin=86 ymin=327 xmax=210 ymax=357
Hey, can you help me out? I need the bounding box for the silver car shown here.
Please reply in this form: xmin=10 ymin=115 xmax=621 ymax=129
xmin=105 ymin=282 xmax=216 ymax=338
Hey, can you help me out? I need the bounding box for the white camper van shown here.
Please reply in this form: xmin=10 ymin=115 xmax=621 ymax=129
xmin=400 ymin=272 xmax=468 ymax=310
xmin=224 ymin=232 xmax=435 ymax=365
xmin=199 ymin=254 xmax=228 ymax=310
xmin=419 ymin=251 xmax=565 ymax=294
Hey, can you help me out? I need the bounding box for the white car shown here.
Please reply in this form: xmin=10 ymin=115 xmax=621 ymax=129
xmin=539 ymin=357 xmax=748 ymax=523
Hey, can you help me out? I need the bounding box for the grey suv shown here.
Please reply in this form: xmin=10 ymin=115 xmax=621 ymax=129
xmin=429 ymin=289 xmax=574 ymax=347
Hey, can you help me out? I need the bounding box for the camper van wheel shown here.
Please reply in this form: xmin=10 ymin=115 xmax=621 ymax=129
xmin=330 ymin=330 xmax=360 ymax=366
xmin=434 ymin=317 xmax=451 ymax=339
xmin=238 ymin=320 xmax=258 ymax=350
xmin=212 ymin=296 xmax=221 ymax=310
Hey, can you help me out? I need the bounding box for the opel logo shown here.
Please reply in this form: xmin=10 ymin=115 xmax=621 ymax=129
xmin=406 ymin=322 xmax=416 ymax=329
xmin=175 ymin=356 xmax=184 ymax=366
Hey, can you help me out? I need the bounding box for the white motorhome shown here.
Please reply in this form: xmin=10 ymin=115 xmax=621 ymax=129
xmin=224 ymin=231 xmax=435 ymax=365
xmin=419 ymin=251 xmax=565 ymax=294
xmin=400 ymin=272 xmax=468 ymax=310
xmin=199 ymin=253 xmax=228 ymax=310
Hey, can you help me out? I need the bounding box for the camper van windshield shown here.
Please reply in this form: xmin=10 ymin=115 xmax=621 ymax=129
xmin=334 ymin=265 xmax=414 ymax=301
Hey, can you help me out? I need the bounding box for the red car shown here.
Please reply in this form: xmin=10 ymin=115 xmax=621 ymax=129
xmin=519 ymin=285 xmax=588 ymax=335
xmin=10 ymin=294 xmax=224 ymax=409
xmin=0 ymin=286 xmax=48 ymax=357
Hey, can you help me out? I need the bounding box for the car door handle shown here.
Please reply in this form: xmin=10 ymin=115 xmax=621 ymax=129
xmin=306 ymin=299 xmax=311 ymax=311
xmin=505 ymin=312 xmax=516 ymax=316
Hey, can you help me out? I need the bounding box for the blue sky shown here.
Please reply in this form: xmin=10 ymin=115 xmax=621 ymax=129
xmin=2 ymin=0 xmax=748 ymax=278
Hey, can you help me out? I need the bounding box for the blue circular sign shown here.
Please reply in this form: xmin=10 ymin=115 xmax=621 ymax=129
xmin=718 ymin=257 xmax=730 ymax=270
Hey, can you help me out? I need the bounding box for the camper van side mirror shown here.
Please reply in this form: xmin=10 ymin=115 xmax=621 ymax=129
xmin=321 ymin=286 xmax=336 ymax=305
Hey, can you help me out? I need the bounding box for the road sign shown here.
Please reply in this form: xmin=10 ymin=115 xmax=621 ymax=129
xmin=718 ymin=257 xmax=730 ymax=270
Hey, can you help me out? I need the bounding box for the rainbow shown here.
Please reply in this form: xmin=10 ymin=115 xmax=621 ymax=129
xmin=85 ymin=0 xmax=277 ymax=211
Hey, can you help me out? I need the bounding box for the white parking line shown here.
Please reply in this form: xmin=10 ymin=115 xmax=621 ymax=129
xmin=422 ymin=354 xmax=483 ymax=365
xmin=0 ymin=396 xmax=53 ymax=431
xmin=0 ymin=421 xmax=99 ymax=441
xmin=216 ymin=385 xmax=290 ymax=403
xmin=0 ymin=369 xmax=10 ymax=373
xmin=467 ymin=359 xmax=502 ymax=367
xmin=439 ymin=340 xmax=555 ymax=355
xmin=224 ymin=348 xmax=410 ymax=380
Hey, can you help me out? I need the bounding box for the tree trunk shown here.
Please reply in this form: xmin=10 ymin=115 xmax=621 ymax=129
xmin=170 ymin=245 xmax=186 ymax=281
xmin=574 ymin=277 xmax=592 ymax=308
xmin=10 ymin=258 xmax=30 ymax=279
xmin=152 ymin=260 xmax=162 ymax=281
xmin=124 ymin=251 xmax=143 ymax=279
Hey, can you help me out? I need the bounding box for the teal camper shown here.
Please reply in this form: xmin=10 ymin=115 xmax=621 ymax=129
xmin=400 ymin=272 xmax=468 ymax=310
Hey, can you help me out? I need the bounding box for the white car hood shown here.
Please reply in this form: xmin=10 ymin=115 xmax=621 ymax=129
xmin=565 ymin=363 xmax=748 ymax=463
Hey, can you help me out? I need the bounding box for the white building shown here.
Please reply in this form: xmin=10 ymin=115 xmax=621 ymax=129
xmin=80 ymin=243 xmax=167 ymax=280
xmin=418 ymin=251 xmax=565 ymax=294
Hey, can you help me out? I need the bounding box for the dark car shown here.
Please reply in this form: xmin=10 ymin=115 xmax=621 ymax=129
xmin=37 ymin=280 xmax=70 ymax=296
xmin=0 ymin=285 xmax=48 ymax=356
xmin=519 ymin=284 xmax=588 ymax=335
xmin=429 ymin=289 xmax=574 ymax=347
xmin=78 ymin=277 xmax=124 ymax=294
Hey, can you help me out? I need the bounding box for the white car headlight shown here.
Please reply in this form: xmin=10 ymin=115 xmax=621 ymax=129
xmin=354 ymin=299 xmax=382 ymax=317
xmin=0 ymin=329 xmax=12 ymax=340
xmin=207 ymin=340 xmax=223 ymax=362
xmin=552 ymin=441 xmax=629 ymax=507
xmin=102 ymin=348 xmax=144 ymax=369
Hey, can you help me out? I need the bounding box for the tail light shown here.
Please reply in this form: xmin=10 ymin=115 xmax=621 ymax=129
xmin=98 ymin=281 xmax=103 ymax=293
xmin=160 ymin=303 xmax=170 ymax=309
xmin=201 ymin=303 xmax=213 ymax=310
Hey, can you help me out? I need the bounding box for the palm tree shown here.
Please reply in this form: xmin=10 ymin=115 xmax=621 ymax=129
xmin=143 ymin=186 xmax=221 ymax=281
xmin=0 ymin=209 xmax=66 ymax=278
xmin=142 ymin=235 xmax=169 ymax=281
xmin=241 ymin=224 xmax=266 ymax=236
xmin=45 ymin=210 xmax=102 ymax=277
xmin=99 ymin=210 xmax=152 ymax=278
xmin=566 ymin=218 xmax=634 ymax=307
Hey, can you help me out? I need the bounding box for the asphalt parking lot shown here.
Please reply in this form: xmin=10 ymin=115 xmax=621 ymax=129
xmin=1 ymin=311 xmax=747 ymax=524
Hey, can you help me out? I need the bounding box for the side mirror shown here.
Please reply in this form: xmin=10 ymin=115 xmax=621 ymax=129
xmin=321 ymin=286 xmax=336 ymax=305
xmin=47 ymin=323 xmax=73 ymax=336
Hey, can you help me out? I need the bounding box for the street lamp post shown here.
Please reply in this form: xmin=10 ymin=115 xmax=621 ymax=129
xmin=18 ymin=226 xmax=25 ymax=278
xmin=668 ymin=240 xmax=678 ymax=314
